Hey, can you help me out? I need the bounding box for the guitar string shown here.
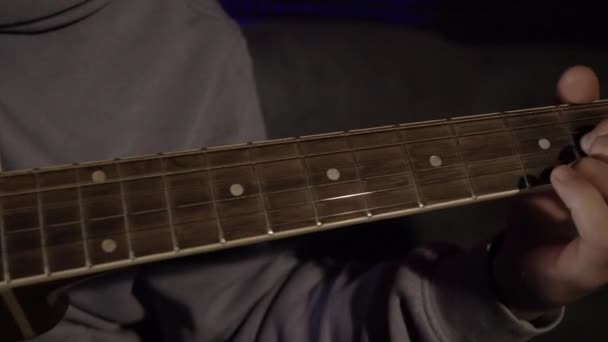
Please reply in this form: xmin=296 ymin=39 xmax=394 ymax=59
xmin=0 ymin=119 xmax=596 ymax=245
xmin=6 ymin=191 xmax=417 ymax=277
xmin=0 ymin=113 xmax=600 ymax=248
xmin=0 ymin=160 xmax=600 ymax=273
xmin=2 ymin=148 xmax=557 ymax=270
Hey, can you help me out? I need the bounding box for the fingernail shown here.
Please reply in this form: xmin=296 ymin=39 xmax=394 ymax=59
xmin=580 ymin=132 xmax=594 ymax=154
xmin=552 ymin=166 xmax=575 ymax=182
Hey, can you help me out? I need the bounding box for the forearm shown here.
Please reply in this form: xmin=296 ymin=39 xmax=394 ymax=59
xmin=490 ymin=232 xmax=602 ymax=322
xmin=420 ymin=242 xmax=563 ymax=341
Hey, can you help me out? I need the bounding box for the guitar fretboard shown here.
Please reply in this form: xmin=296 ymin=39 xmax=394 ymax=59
xmin=1 ymin=101 xmax=607 ymax=286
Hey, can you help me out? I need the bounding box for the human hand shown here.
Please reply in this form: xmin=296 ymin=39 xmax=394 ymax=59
xmin=492 ymin=65 xmax=608 ymax=321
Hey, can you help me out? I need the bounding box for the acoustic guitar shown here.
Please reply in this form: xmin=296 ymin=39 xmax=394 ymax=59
xmin=1 ymin=100 xmax=606 ymax=340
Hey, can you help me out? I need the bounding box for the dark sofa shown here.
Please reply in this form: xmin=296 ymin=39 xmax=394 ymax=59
xmin=241 ymin=19 xmax=608 ymax=341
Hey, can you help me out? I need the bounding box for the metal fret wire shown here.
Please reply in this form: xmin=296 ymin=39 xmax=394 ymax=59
xmin=0 ymin=106 xmax=607 ymax=277
xmin=116 ymin=163 xmax=135 ymax=259
xmin=202 ymin=151 xmax=226 ymax=243
xmin=247 ymin=147 xmax=274 ymax=234
xmin=501 ymin=116 xmax=531 ymax=189
xmin=345 ymin=135 xmax=372 ymax=217
xmin=400 ymin=140 xmax=424 ymax=208
xmin=160 ymin=158 xmax=179 ymax=251
xmin=33 ymin=173 xmax=50 ymax=275
xmin=447 ymin=120 xmax=477 ymax=198
xmin=295 ymin=141 xmax=322 ymax=225
xmin=75 ymin=171 xmax=92 ymax=267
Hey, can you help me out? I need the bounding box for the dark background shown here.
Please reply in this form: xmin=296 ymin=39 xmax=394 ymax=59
xmin=220 ymin=2 xmax=608 ymax=340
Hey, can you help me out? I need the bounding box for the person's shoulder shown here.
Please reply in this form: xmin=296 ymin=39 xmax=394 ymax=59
xmin=184 ymin=0 xmax=235 ymax=21
xmin=181 ymin=0 xmax=245 ymax=44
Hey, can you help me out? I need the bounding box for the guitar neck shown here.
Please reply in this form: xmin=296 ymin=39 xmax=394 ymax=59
xmin=1 ymin=101 xmax=607 ymax=288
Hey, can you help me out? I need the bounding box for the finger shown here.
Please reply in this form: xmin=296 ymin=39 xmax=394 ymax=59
xmin=510 ymin=191 xmax=570 ymax=224
xmin=556 ymin=65 xmax=600 ymax=104
xmin=585 ymin=134 xmax=608 ymax=163
xmin=573 ymin=157 xmax=608 ymax=199
xmin=524 ymin=193 xmax=570 ymax=223
xmin=551 ymin=165 xmax=608 ymax=251
xmin=508 ymin=191 xmax=576 ymax=244
xmin=581 ymin=120 xmax=608 ymax=155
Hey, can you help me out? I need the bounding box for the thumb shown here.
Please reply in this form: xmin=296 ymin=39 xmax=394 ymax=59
xmin=556 ymin=65 xmax=600 ymax=104
xmin=550 ymin=165 xmax=608 ymax=285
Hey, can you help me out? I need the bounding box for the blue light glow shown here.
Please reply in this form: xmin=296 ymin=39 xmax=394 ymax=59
xmin=219 ymin=0 xmax=440 ymax=25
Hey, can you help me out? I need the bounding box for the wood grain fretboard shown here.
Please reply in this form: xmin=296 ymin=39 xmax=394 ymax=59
xmin=1 ymin=101 xmax=607 ymax=288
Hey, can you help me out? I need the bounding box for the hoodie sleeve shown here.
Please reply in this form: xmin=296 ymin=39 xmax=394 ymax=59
xmin=246 ymin=242 xmax=564 ymax=342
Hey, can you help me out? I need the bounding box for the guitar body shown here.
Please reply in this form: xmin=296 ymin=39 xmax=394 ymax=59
xmin=0 ymin=279 xmax=73 ymax=341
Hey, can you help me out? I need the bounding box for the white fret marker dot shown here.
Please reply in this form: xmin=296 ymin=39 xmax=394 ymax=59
xmin=326 ymin=168 xmax=341 ymax=181
xmin=101 ymin=239 xmax=117 ymax=253
xmin=538 ymin=138 xmax=551 ymax=150
xmin=429 ymin=155 xmax=443 ymax=167
xmin=91 ymin=170 xmax=107 ymax=183
xmin=230 ymin=183 xmax=245 ymax=197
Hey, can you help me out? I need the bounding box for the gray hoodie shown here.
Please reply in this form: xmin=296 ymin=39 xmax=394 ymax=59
xmin=0 ymin=1 xmax=562 ymax=341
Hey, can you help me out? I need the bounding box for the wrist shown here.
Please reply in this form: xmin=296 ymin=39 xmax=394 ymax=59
xmin=487 ymin=233 xmax=559 ymax=322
